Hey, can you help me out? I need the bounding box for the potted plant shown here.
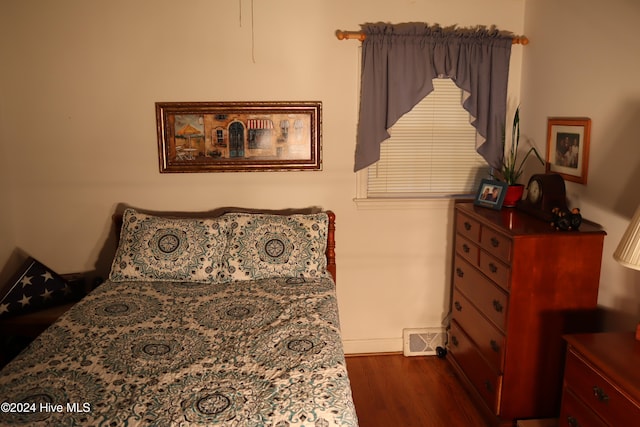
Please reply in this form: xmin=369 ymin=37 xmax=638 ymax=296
xmin=500 ymin=106 xmax=544 ymax=207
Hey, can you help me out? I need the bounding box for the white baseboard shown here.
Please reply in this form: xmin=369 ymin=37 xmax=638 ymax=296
xmin=342 ymin=338 xmax=403 ymax=355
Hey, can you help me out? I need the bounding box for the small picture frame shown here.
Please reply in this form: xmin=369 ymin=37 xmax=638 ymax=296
xmin=474 ymin=179 xmax=508 ymax=210
xmin=546 ymin=117 xmax=591 ymax=184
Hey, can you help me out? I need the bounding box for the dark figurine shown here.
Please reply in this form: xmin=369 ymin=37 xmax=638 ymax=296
xmin=550 ymin=207 xmax=582 ymax=231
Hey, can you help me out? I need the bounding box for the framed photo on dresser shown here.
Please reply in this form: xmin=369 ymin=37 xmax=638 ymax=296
xmin=474 ymin=179 xmax=507 ymax=210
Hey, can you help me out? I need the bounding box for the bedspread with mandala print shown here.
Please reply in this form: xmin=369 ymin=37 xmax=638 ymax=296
xmin=0 ymin=277 xmax=358 ymax=426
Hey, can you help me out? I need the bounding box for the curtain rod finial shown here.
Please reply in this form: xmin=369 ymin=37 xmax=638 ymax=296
xmin=335 ymin=30 xmax=366 ymax=42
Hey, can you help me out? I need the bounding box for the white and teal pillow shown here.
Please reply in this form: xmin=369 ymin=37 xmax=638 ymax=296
xmin=222 ymin=212 xmax=329 ymax=281
xmin=109 ymin=209 xmax=228 ymax=283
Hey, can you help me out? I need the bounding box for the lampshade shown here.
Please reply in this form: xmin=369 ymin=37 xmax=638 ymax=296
xmin=613 ymin=205 xmax=640 ymax=270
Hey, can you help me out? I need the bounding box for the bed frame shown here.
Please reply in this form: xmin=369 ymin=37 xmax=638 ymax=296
xmin=112 ymin=209 xmax=337 ymax=282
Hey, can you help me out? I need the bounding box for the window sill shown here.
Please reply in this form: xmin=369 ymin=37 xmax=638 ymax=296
xmin=353 ymin=197 xmax=464 ymax=210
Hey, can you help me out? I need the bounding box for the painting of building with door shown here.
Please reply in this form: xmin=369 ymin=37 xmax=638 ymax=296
xmin=168 ymin=112 xmax=312 ymax=163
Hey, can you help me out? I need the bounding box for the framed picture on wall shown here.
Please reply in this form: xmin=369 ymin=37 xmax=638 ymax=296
xmin=474 ymin=179 xmax=508 ymax=210
xmin=156 ymin=101 xmax=322 ymax=173
xmin=546 ymin=117 xmax=591 ymax=184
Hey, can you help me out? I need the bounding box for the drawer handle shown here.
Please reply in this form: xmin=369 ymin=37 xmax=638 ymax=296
xmin=456 ymin=268 xmax=464 ymax=278
xmin=566 ymin=416 xmax=579 ymax=427
xmin=454 ymin=301 xmax=462 ymax=311
xmin=451 ymin=336 xmax=459 ymax=347
xmin=490 ymin=237 xmax=500 ymax=247
xmin=464 ymin=222 xmax=472 ymax=231
xmin=489 ymin=263 xmax=498 ymax=273
xmin=492 ymin=299 xmax=503 ymax=313
xmin=462 ymin=243 xmax=470 ymax=253
xmin=593 ymin=386 xmax=609 ymax=402
xmin=484 ymin=380 xmax=494 ymax=393
xmin=490 ymin=339 xmax=500 ymax=353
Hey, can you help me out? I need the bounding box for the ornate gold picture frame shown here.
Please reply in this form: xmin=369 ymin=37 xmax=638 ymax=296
xmin=156 ymin=101 xmax=322 ymax=173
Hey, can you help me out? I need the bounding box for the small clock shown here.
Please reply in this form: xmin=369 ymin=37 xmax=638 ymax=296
xmin=517 ymin=173 xmax=568 ymax=221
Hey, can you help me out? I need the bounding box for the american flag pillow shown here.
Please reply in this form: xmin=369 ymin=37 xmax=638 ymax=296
xmin=0 ymin=257 xmax=71 ymax=318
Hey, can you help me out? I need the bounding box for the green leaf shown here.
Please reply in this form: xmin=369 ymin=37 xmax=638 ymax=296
xmin=500 ymin=106 xmax=544 ymax=185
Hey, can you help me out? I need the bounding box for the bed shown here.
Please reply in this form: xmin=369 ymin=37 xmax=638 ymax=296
xmin=0 ymin=208 xmax=358 ymax=426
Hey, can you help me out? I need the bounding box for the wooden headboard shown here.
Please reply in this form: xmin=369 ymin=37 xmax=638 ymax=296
xmin=325 ymin=211 xmax=336 ymax=282
xmin=113 ymin=209 xmax=337 ymax=282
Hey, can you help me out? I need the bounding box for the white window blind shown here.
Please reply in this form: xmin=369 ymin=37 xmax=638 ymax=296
xmin=366 ymin=79 xmax=490 ymax=198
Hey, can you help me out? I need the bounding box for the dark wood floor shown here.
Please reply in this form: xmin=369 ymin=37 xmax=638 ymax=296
xmin=345 ymin=353 xmax=490 ymax=427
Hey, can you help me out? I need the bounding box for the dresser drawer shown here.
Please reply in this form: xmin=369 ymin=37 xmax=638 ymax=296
xmin=453 ymin=256 xmax=508 ymax=332
xmin=449 ymin=320 xmax=502 ymax=414
xmin=564 ymin=349 xmax=640 ymax=426
xmin=479 ymin=250 xmax=510 ymax=291
xmin=559 ymin=388 xmax=607 ymax=427
xmin=456 ymin=212 xmax=481 ymax=243
xmin=452 ymin=288 xmax=505 ymax=371
xmin=455 ymin=235 xmax=479 ymax=265
xmin=480 ymin=227 xmax=512 ymax=263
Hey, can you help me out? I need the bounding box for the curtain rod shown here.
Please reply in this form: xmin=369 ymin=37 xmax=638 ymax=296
xmin=335 ymin=30 xmax=529 ymax=45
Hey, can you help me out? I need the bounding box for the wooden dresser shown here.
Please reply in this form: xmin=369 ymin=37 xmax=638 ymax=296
xmin=447 ymin=203 xmax=606 ymax=426
xmin=560 ymin=332 xmax=640 ymax=426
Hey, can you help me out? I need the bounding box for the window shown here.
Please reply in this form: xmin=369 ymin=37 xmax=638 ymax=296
xmin=361 ymin=79 xmax=490 ymax=200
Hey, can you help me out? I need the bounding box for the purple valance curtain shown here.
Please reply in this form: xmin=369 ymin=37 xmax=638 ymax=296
xmin=354 ymin=22 xmax=513 ymax=172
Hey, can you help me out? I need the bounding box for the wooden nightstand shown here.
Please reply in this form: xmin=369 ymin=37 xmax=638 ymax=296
xmin=560 ymin=332 xmax=640 ymax=426
xmin=0 ymin=302 xmax=76 ymax=338
xmin=0 ymin=273 xmax=88 ymax=368
xmin=0 ymin=303 xmax=76 ymax=368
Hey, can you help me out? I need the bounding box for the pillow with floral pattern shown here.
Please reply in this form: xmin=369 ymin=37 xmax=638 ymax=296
xmin=222 ymin=212 xmax=329 ymax=281
xmin=109 ymin=208 xmax=228 ymax=283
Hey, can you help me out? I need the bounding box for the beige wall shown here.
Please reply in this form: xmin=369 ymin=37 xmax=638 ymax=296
xmin=0 ymin=64 xmax=17 ymax=281
xmin=0 ymin=0 xmax=527 ymax=353
xmin=521 ymin=0 xmax=640 ymax=330
xmin=0 ymin=132 xmax=13 ymax=279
